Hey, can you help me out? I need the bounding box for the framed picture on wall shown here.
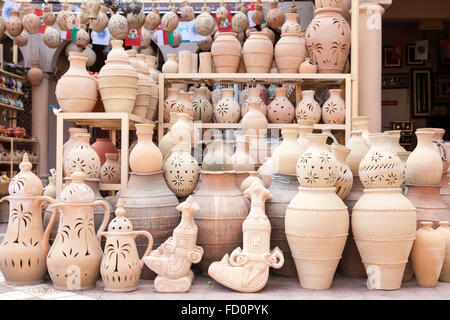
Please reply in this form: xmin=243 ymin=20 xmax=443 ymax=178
xmin=383 ymin=47 xmax=402 ymax=68
xmin=411 ymin=68 xmax=432 ymax=117
xmin=406 ymin=44 xmax=425 ymax=65
xmin=434 ymin=74 xmax=450 ymax=103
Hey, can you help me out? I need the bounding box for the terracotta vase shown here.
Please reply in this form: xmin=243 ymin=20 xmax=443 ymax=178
xmin=406 ymin=129 xmax=443 ymax=185
xmin=243 ymin=32 xmax=274 ymax=73
xmin=43 ymin=4 xmax=56 ymax=26
xmin=231 ymin=7 xmax=249 ymax=33
xmin=100 ymin=153 xmax=120 ymax=184
xmin=161 ymin=6 xmax=178 ymax=33
xmin=332 ymin=143 xmax=353 ymax=200
xmin=162 ymin=54 xmax=179 ymax=73
xmin=411 ymin=221 xmax=445 ymax=287
xmin=211 ymin=32 xmax=242 ymax=73
xmin=162 ymin=141 xmax=200 ymax=198
xmin=305 ymin=7 xmax=351 ymax=73
xmin=178 ymin=50 xmax=192 ymax=74
xmin=47 ymin=172 xmax=111 ymax=291
xmin=437 ymin=221 xmax=450 ymax=282
xmin=173 ymin=91 xmax=194 ymax=119
xmin=202 ymin=140 xmax=233 ymax=171
xmin=56 ymin=3 xmax=73 ymax=32
xmin=164 ymin=88 xmax=180 ymax=122
xmin=251 ymin=2 xmax=264 ymax=25
xmin=56 ymin=52 xmax=97 ymax=113
xmin=91 ymin=138 xmax=118 ymax=166
xmin=282 ymin=8 xmax=301 ymax=35
xmin=296 ymin=120 xmax=314 ymax=151
xmin=118 ymin=171 xmax=180 ymax=279
xmin=145 ymin=7 xmax=161 ymax=31
xmin=271 ymin=128 xmax=301 ymax=175
xmin=352 ymin=116 xmax=371 ymax=146
xmin=99 ymin=199 xmax=153 ymax=292
xmin=27 ymin=60 xmax=43 ymax=86
xmin=345 ymin=131 xmax=369 ymax=176
xmin=129 ymin=124 xmax=163 ymax=173
xmin=170 ymin=112 xmax=194 ymax=147
xmin=22 ymin=6 xmax=40 ymax=34
xmin=242 ymin=101 xmax=268 ymax=136
xmin=274 ymin=34 xmax=306 ymax=73
xmin=386 ymin=130 xmax=407 ymax=153
xmin=241 ymin=87 xmax=267 ymax=117
xmin=144 ymin=196 xmax=203 ymax=292
xmin=63 ymin=127 xmax=88 ymax=176
xmin=209 ymin=181 xmax=283 ymax=292
xmin=6 ymin=10 xmax=22 ymax=37
xmin=195 ymin=6 xmax=216 ymax=36
xmin=199 ymin=52 xmax=213 ymax=73
xmin=267 ymin=87 xmax=295 ymax=124
xmin=192 ymin=86 xmax=213 ymax=122
xmin=299 ymin=58 xmax=317 ymax=73
xmin=0 ymin=154 xmax=55 ymax=285
xmin=214 ymin=88 xmax=241 ymax=123
xmin=145 ymin=55 xmax=160 ymax=83
xmin=64 ymin=133 xmax=101 ymax=179
xmin=193 ymin=171 xmax=249 ymax=275
xmin=98 ymin=40 xmax=138 ymax=113
xmin=266 ymin=1 xmax=285 ymax=29
xmin=322 ymin=89 xmax=345 ymax=124
xmin=295 ymin=90 xmax=321 ymax=124
xmin=231 ymin=135 xmax=255 ymax=172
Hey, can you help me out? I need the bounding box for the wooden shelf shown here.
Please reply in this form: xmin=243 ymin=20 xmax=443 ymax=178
xmin=0 ymin=161 xmax=38 ymax=165
xmin=99 ymin=183 xmax=122 ymax=191
xmin=0 ymin=87 xmax=23 ymax=96
xmin=0 ymin=102 xmax=24 ymax=111
xmin=60 ymin=112 xmax=154 ymax=130
xmin=0 ymin=69 xmax=25 ymax=81
xmin=0 ymin=136 xmax=38 ymax=143
xmin=163 ymin=122 xmax=346 ymax=131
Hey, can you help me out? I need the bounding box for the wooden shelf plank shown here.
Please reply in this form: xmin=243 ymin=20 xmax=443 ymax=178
xmin=0 ymin=161 xmax=38 ymax=165
xmin=163 ymin=122 xmax=346 ymax=131
xmin=0 ymin=136 xmax=38 ymax=143
xmin=61 ymin=112 xmax=155 ymax=130
xmin=99 ymin=183 xmax=121 ymax=191
xmin=0 ymin=69 xmax=25 ymax=81
xmin=0 ymin=102 xmax=24 ymax=111
xmin=0 ymin=87 xmax=23 ymax=96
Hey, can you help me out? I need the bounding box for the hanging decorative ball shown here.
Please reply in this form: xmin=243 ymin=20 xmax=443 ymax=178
xmin=169 ymin=30 xmax=182 ymax=48
xmin=266 ymin=0 xmax=285 ymax=29
xmin=129 ymin=0 xmax=141 ymax=14
xmin=83 ymin=44 xmax=97 ymax=67
xmin=78 ymin=1 xmax=90 ymax=25
xmin=252 ymin=2 xmax=264 ymax=25
xmin=121 ymin=1 xmax=130 ymax=15
xmin=15 ymin=30 xmax=28 ymax=47
xmin=22 ymin=6 xmax=40 ymax=34
xmin=197 ymin=35 xmax=212 ymax=51
xmin=180 ymin=1 xmax=195 ymax=21
xmin=65 ymin=41 xmax=82 ymax=57
xmin=108 ymin=12 xmax=129 ymax=40
xmin=6 ymin=10 xmax=22 ymax=37
xmin=141 ymin=28 xmax=151 ymax=49
xmin=76 ymin=26 xmax=90 ymax=49
xmin=43 ymin=25 xmax=61 ymax=48
xmin=127 ymin=10 xmax=146 ymax=30
xmin=216 ymin=2 xmax=229 ymax=22
xmin=90 ymin=5 xmax=109 ymax=33
xmin=86 ymin=0 xmax=102 ymax=20
xmin=43 ymin=4 xmax=56 ymax=26
xmin=109 ymin=0 xmax=122 ymax=14
xmin=27 ymin=60 xmax=43 ymax=86
xmin=232 ymin=6 xmax=250 ymax=33
xmin=56 ymin=3 xmax=73 ymax=32
xmin=161 ymin=6 xmax=179 ymax=33
xmin=0 ymin=16 xmax=6 ymax=38
xmin=144 ymin=7 xmax=161 ymax=31
xmin=195 ymin=6 xmax=216 ymax=36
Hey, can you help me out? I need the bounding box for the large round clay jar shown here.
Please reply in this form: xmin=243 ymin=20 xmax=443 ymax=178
xmin=295 ymin=90 xmax=321 ymax=124
xmin=266 ymin=1 xmax=285 ymax=29
xmin=162 ymin=54 xmax=178 ymax=73
xmin=242 ymin=101 xmax=268 ymax=136
xmin=232 ymin=7 xmax=249 ymax=33
xmin=305 ymin=7 xmax=351 ymax=73
xmin=267 ymin=87 xmax=295 ymax=123
xmin=211 ymin=32 xmax=242 ymax=73
xmin=437 ymin=221 xmax=450 ymax=282
xmin=272 ymin=128 xmax=302 ymax=175
xmin=193 ymin=171 xmax=249 ymax=275
xmin=161 ymin=6 xmax=178 ymax=33
xmin=100 ymin=153 xmax=120 ymax=184
xmin=214 ymin=88 xmax=241 ymax=123
xmin=43 ymin=4 xmax=56 ymax=26
xmin=405 ymin=129 xmax=443 ymax=185
xmin=164 ymin=88 xmax=180 ymax=122
xmin=173 ymin=91 xmax=194 ymax=119
xmin=144 ymin=8 xmax=160 ymax=31
xmin=127 ymin=11 xmax=146 ymax=30
xmin=241 ymin=87 xmax=267 ymax=117
xmin=359 ymin=133 xmax=404 ymax=189
xmin=91 ymin=138 xmax=118 ymax=166
xmin=192 ymin=86 xmax=213 ymax=123
xmin=22 ymin=6 xmax=40 ymax=34
xmin=129 ymin=124 xmax=163 ymax=173
xmin=180 ymin=1 xmax=195 ymax=21
xmin=56 ymin=52 xmax=97 ymax=113
xmin=243 ymin=32 xmax=274 ymax=73
xmin=195 ymin=6 xmax=215 ymax=36
xmin=43 ymin=26 xmax=61 ymax=49
xmin=162 ymin=142 xmax=200 ymax=198
xmin=251 ymin=3 xmax=264 ymax=25
xmin=98 ymin=40 xmax=138 ymax=113
xmin=64 ymin=133 xmax=101 ymax=179
xmin=322 ymin=89 xmax=345 ymax=124
xmin=332 ymin=143 xmax=353 ymax=200
xmin=274 ymin=33 xmax=306 ymax=73
xmin=6 ymin=10 xmax=22 ymax=37
xmin=411 ymin=221 xmax=445 ymax=287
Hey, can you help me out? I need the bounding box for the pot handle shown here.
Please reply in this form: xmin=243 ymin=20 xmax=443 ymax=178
xmin=94 ymin=200 xmax=111 ymax=242
xmin=36 ymin=195 xmax=55 ymax=205
xmin=0 ymin=196 xmax=9 ymax=204
xmin=132 ymin=230 xmax=154 ymax=269
xmin=43 ymin=204 xmax=60 ymax=253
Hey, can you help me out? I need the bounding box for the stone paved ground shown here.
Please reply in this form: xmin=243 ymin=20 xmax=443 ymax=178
xmin=0 ymin=272 xmax=449 ymax=300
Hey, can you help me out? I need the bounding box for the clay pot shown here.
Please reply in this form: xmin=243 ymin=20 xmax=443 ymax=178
xmin=322 ymin=89 xmax=345 ymax=124
xmin=43 ymin=26 xmax=61 ymax=49
xmin=232 ymin=7 xmax=249 ymax=33
xmin=162 ymin=54 xmax=179 ymax=73
xmin=202 ymin=140 xmax=233 ymax=171
xmin=352 ymin=188 xmax=416 ymax=290
xmin=127 ymin=11 xmax=145 ymax=30
xmin=108 ymin=13 xmax=129 ymax=40
xmin=295 ymin=90 xmax=321 ymax=124
xmin=241 ymin=87 xmax=267 ymax=117
xmin=43 ymin=4 xmax=56 ymax=26
xmin=192 ymin=86 xmax=213 ymax=122
xmin=162 ymin=141 xmax=200 ymax=198
xmin=6 ymin=10 xmax=22 ymax=37
xmin=100 ymin=153 xmax=120 ymax=184
xmin=27 ymin=60 xmax=43 ymax=86
xmin=352 ymin=116 xmax=371 ymax=146
xmin=386 ymin=130 xmax=407 ymax=153
xmin=170 ymin=113 xmax=194 ymax=147
xmin=411 ymin=221 xmax=445 ymax=287
xmin=178 ymin=50 xmax=192 ymax=73
xmin=198 ymin=35 xmax=213 ymax=52
xmin=22 ymin=6 xmax=40 ymax=34
xmin=248 ymin=135 xmax=270 ymax=166
xmin=252 ymin=3 xmax=264 ymax=25
xmin=91 ymin=138 xmax=118 ymax=166
xmin=64 ymin=133 xmax=101 ymax=179
xmin=243 ymin=32 xmax=274 ymax=73
xmin=266 ymin=1 xmax=285 ymax=29
xmin=345 ymin=131 xmax=369 ymax=175
xmin=437 ymin=221 xmax=450 ymax=282
xmin=172 ymin=91 xmax=194 ymax=119
xmin=129 ymin=124 xmax=163 ymax=173
xmin=195 ymin=6 xmax=216 ymax=36
xmin=193 ymin=171 xmax=249 ymax=275
xmin=47 ymin=172 xmax=110 ymax=290
xmin=161 ymin=6 xmax=178 ymax=33
xmin=274 ymin=34 xmax=306 ymax=73
xmin=296 ymin=119 xmax=314 ymax=151
xmin=15 ymin=30 xmax=28 ymax=47
xmin=169 ymin=30 xmax=182 ymax=49
xmin=98 ymin=40 xmax=138 ymax=113
xmin=44 ymin=176 xmax=56 ymax=200
xmin=231 ymin=135 xmax=255 ymax=172
xmin=145 ymin=55 xmax=160 ymax=83
xmin=242 ymin=101 xmax=268 ymax=136
xmin=56 ymin=3 xmax=72 ymax=32
xmin=299 ymin=58 xmax=317 ymax=73
xmin=164 ymin=88 xmax=180 ymax=122
xmin=86 ymin=0 xmax=101 ymax=20
xmin=272 ymin=128 xmax=301 ymax=175
xmin=211 ymin=32 xmax=242 ymax=73
xmin=406 ymin=129 xmax=443 ymax=185
xmin=282 ymin=10 xmax=301 ymax=35
xmin=118 ymin=171 xmax=180 ymax=279
xmin=262 ymin=27 xmax=276 ymax=44
xmin=305 ymin=7 xmax=351 ymax=73
xmin=214 ymin=88 xmax=241 ymax=123
xmin=239 ymin=171 xmax=264 ymax=193
xmin=75 ymin=27 xmax=90 ymax=49
xmin=267 ymin=87 xmax=295 ymax=123
xmin=63 ymin=127 xmax=88 ymax=176
xmin=78 ymin=1 xmax=89 ymax=25
xmin=144 ymin=8 xmax=160 ymax=31
xmin=180 ymin=1 xmax=195 ymax=21
xmin=216 ymin=2 xmax=229 ymax=22
xmin=332 ymin=143 xmax=353 ymax=200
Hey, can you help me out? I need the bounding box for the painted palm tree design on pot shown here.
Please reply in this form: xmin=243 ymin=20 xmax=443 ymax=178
xmin=9 ymin=176 xmax=26 ymax=194
xmin=331 ymin=41 xmax=348 ymax=67
xmin=306 ymin=41 xmax=323 ymax=65
xmin=10 ymin=204 xmax=32 ymax=244
xmin=74 ymin=212 xmax=96 ymax=256
xmin=104 ymin=239 xmax=132 ymax=272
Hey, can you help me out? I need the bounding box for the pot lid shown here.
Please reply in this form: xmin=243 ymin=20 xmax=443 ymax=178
xmin=107 ymin=198 xmax=134 ymax=232
xmin=8 ymin=153 xmax=43 ymax=197
xmin=60 ymin=171 xmax=95 ymax=203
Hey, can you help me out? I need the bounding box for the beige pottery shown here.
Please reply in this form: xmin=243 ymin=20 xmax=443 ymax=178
xmin=242 ymin=101 xmax=268 ymax=136
xmin=241 ymin=87 xmax=267 ymax=117
xmin=274 ymin=33 xmax=306 ymax=73
xmin=282 ymin=10 xmax=301 ymax=35
xmin=297 ymin=120 xmax=314 ymax=152
xmin=23 ymin=6 xmax=40 ymax=34
xmin=64 ymin=133 xmax=101 ymax=179
xmin=266 ymin=1 xmax=285 ymax=29
xmin=194 ymin=6 xmax=215 ymax=36
xmin=267 ymin=87 xmax=295 ymax=123
xmin=272 ymin=128 xmax=302 ymax=175
xmin=257 ymin=157 xmax=273 ymax=188
xmin=6 ymin=10 xmax=22 ymax=37
xmin=332 ymin=143 xmax=353 ymax=200
xmin=231 ymin=7 xmax=249 ymax=33
xmin=56 ymin=52 xmax=97 ymax=112
xmin=243 ymin=32 xmax=273 ymax=73
xmin=239 ymin=171 xmax=264 ymax=193
xmin=199 ymin=52 xmax=213 ymax=73
xmin=437 ymin=221 xmax=450 ymax=282
xmin=90 ymin=5 xmax=108 ymax=32
xmin=295 ymin=90 xmax=321 ymax=124
xmin=161 ymin=6 xmax=179 ymax=33
xmin=170 ymin=112 xmax=194 ymax=146
xmin=144 ymin=8 xmax=161 ymax=31
xmin=162 ymin=54 xmax=179 ymax=73
xmin=214 ymin=88 xmax=241 ymax=123
xmin=201 ymin=140 xmax=233 ymax=171
xmin=164 ymin=88 xmax=180 ymax=122
xmin=345 ymin=131 xmax=369 ymax=175
xmin=43 ymin=4 xmax=56 ymax=26
xmin=411 ymin=221 xmax=445 ymax=287
xmin=173 ymin=91 xmax=194 ymax=119
xmin=159 ymin=112 xmax=179 ymax=159
xmin=192 ymin=86 xmax=213 ymax=122
xmin=352 ymin=116 xmax=370 ymax=146
xmin=130 ymin=124 xmax=163 ymax=173
xmin=211 ymin=32 xmax=242 ymax=73
xmin=231 ymin=135 xmax=255 ymax=172
xmin=56 ymin=3 xmax=72 ymax=32
xmin=251 ymin=2 xmax=264 ymax=25
xmin=386 ymin=130 xmax=407 ymax=153
xmin=299 ymin=58 xmax=317 ymax=73
xmin=178 ymin=50 xmax=192 ymax=73
xmin=322 ymin=89 xmax=345 ymax=124
xmin=100 ymin=153 xmax=120 ymax=184
xmin=63 ymin=127 xmax=88 ymax=177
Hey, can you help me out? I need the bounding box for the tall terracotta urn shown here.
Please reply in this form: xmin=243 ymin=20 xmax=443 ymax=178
xmin=243 ymin=32 xmax=274 ymax=73
xmin=129 ymin=124 xmax=163 ymax=174
xmin=56 ymin=52 xmax=97 ymax=112
xmin=211 ymin=32 xmax=242 ymax=73
xmin=274 ymin=33 xmax=306 ymax=73
xmin=0 ymin=154 xmax=55 ymax=285
xmin=286 ymin=133 xmax=349 ymax=289
xmin=305 ymin=7 xmax=351 ymax=73
xmin=193 ymin=171 xmax=249 ymax=275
